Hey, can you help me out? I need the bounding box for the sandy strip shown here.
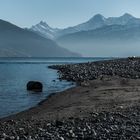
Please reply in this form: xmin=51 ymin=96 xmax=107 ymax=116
xmin=2 ymin=75 xmax=140 ymax=122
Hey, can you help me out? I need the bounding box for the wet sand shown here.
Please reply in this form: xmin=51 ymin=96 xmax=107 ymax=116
xmin=2 ymin=76 xmax=140 ymax=121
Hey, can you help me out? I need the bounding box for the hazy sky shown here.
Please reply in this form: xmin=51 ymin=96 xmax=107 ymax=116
xmin=0 ymin=0 xmax=140 ymax=28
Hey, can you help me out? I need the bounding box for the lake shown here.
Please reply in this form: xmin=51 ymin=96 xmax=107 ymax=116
xmin=0 ymin=57 xmax=111 ymax=118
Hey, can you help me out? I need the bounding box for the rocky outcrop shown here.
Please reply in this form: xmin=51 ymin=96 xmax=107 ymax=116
xmin=27 ymin=81 xmax=43 ymax=92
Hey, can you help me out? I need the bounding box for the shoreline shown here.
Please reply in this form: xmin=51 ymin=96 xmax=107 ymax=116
xmin=0 ymin=57 xmax=121 ymax=121
xmin=2 ymin=75 xmax=140 ymax=121
xmin=0 ymin=86 xmax=77 ymax=121
xmin=1 ymin=57 xmax=140 ymax=139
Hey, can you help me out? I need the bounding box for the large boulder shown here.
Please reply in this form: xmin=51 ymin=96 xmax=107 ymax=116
xmin=27 ymin=81 xmax=43 ymax=92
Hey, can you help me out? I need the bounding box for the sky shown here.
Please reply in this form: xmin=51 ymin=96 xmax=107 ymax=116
xmin=0 ymin=0 xmax=140 ymax=28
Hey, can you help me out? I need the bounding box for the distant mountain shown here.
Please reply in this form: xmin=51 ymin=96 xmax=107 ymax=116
xmin=56 ymin=24 xmax=140 ymax=57
xmin=30 ymin=13 xmax=140 ymax=57
xmin=106 ymin=13 xmax=135 ymax=25
xmin=0 ymin=19 xmax=80 ymax=57
xmin=58 ymin=24 xmax=140 ymax=41
xmin=30 ymin=21 xmax=60 ymax=39
xmin=30 ymin=13 xmax=140 ymax=39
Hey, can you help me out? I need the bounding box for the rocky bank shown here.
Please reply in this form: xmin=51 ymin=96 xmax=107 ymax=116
xmin=1 ymin=57 xmax=140 ymax=139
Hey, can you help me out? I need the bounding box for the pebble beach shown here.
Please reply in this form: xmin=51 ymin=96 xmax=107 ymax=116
xmin=1 ymin=57 xmax=140 ymax=140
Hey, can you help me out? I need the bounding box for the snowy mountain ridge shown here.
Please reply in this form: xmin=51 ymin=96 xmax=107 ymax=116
xmin=30 ymin=13 xmax=140 ymax=39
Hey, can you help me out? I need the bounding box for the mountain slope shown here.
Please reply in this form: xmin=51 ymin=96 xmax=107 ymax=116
xmin=0 ymin=19 xmax=80 ymax=57
xmin=56 ymin=24 xmax=140 ymax=57
xmin=30 ymin=21 xmax=60 ymax=39
xmin=58 ymin=24 xmax=140 ymax=41
xmin=30 ymin=13 xmax=140 ymax=57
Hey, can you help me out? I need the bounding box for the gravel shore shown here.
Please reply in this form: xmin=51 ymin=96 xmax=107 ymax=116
xmin=1 ymin=57 xmax=140 ymax=140
xmin=49 ymin=57 xmax=140 ymax=83
xmin=1 ymin=107 xmax=140 ymax=140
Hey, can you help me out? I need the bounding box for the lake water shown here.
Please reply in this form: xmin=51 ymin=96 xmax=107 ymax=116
xmin=0 ymin=57 xmax=111 ymax=118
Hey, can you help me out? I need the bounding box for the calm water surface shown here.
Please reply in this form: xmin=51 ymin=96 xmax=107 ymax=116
xmin=0 ymin=57 xmax=111 ymax=118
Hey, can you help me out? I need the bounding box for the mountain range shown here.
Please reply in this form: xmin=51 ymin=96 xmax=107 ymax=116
xmin=31 ymin=13 xmax=140 ymax=39
xmin=31 ymin=13 xmax=140 ymax=57
xmin=0 ymin=13 xmax=139 ymax=57
xmin=0 ymin=19 xmax=80 ymax=57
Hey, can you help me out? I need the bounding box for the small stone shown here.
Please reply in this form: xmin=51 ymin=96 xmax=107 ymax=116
xmin=69 ymin=130 xmax=73 ymax=134
xmin=38 ymin=128 xmax=45 ymax=132
xmin=119 ymin=106 xmax=124 ymax=109
xmin=10 ymin=136 xmax=15 ymax=139
xmin=59 ymin=136 xmax=64 ymax=140
xmin=19 ymin=127 xmax=24 ymax=131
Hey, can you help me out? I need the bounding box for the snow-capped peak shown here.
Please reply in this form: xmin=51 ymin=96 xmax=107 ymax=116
xmin=121 ymin=13 xmax=134 ymax=19
xmin=30 ymin=13 xmax=140 ymax=40
xmin=106 ymin=13 xmax=136 ymax=26
xmin=40 ymin=21 xmax=46 ymax=25
xmin=31 ymin=21 xmax=59 ymax=39
xmin=39 ymin=21 xmax=50 ymax=28
xmin=89 ymin=14 xmax=106 ymax=22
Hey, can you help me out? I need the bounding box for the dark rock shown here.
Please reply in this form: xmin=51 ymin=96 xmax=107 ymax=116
xmin=55 ymin=120 xmax=63 ymax=127
xmin=27 ymin=81 xmax=43 ymax=92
